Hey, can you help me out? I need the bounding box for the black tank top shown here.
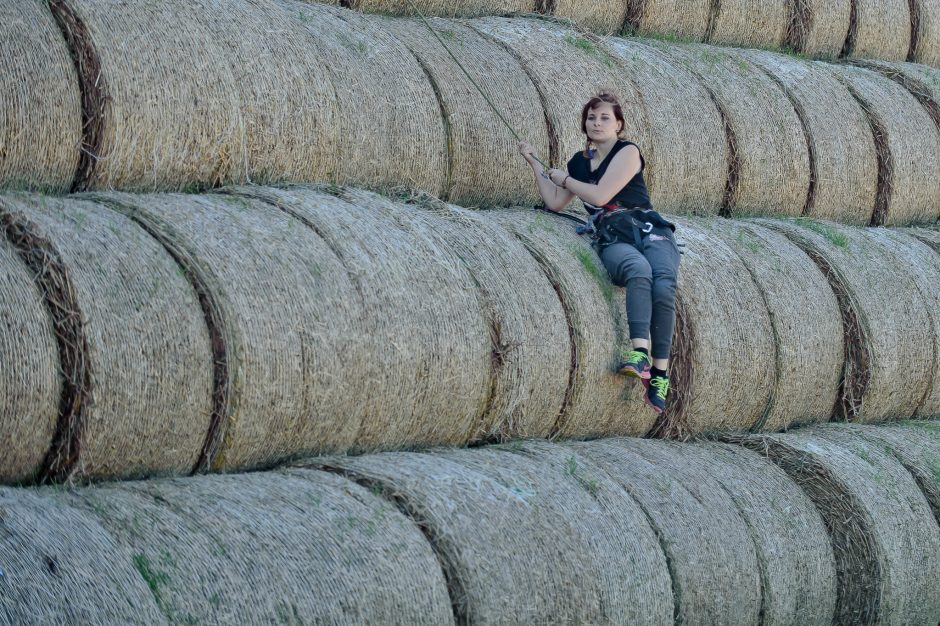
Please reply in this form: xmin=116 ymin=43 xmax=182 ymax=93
xmin=566 ymin=140 xmax=653 ymax=215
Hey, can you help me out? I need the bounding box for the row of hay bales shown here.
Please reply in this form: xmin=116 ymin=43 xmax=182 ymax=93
xmin=323 ymin=0 xmax=940 ymax=66
xmin=4 ymin=2 xmax=940 ymax=225
xmin=3 ymin=185 xmax=940 ymax=483
xmin=2 ymin=421 xmax=939 ymax=624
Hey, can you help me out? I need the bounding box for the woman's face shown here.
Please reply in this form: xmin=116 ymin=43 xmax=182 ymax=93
xmin=585 ymin=103 xmax=622 ymax=143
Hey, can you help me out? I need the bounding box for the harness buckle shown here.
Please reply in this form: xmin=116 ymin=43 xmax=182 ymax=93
xmin=641 ymin=222 xmax=654 ymax=234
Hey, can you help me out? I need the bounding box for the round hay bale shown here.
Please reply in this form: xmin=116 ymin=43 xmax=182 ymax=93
xmin=655 ymin=43 xmax=810 ymax=218
xmin=351 ymin=0 xmax=534 ymax=16
xmin=0 ymin=235 xmax=60 ymax=484
xmin=491 ymin=209 xmax=652 ymax=438
xmin=912 ymin=0 xmax=940 ymax=65
xmin=622 ymin=438 xmax=837 ymax=625
xmin=789 ymin=0 xmax=852 ymax=58
xmin=624 ymin=0 xmax=711 ymax=41
xmin=740 ymin=425 xmax=940 ymax=626
xmin=552 ymin=0 xmax=627 ymax=34
xmin=707 ymin=0 xmax=789 ymax=48
xmin=230 ymin=185 xmax=491 ymax=452
xmin=59 ymin=469 xmax=454 ymax=624
xmin=737 ymin=50 xmax=877 ymax=224
xmin=379 ymin=16 xmax=548 ymax=207
xmin=289 ymin=3 xmax=444 ymax=195
xmin=857 ymin=61 xmax=940 ymax=135
xmin=758 ymin=219 xmax=933 ymax=422
xmin=601 ymin=38 xmax=728 ymax=215
xmin=652 ymin=218 xmax=775 ymax=439
xmin=825 ymin=63 xmax=940 ymax=225
xmin=466 ymin=18 xmax=647 ymax=174
xmin=573 ymin=438 xmax=763 ymax=626
xmin=90 ymin=188 xmax=381 ymax=470
xmin=843 ymin=0 xmax=911 ymax=61
xmin=0 ymin=194 xmax=213 ymax=481
xmin=389 ymin=199 xmax=570 ymax=441
xmin=0 ymin=0 xmax=81 ymax=192
xmin=0 ymin=487 xmax=167 ymax=624
xmin=321 ymin=442 xmax=673 ymax=625
xmin=702 ymin=220 xmax=842 ymax=431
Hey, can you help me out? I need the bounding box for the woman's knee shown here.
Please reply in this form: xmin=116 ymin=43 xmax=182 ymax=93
xmin=651 ymin=275 xmax=677 ymax=305
xmin=601 ymin=244 xmax=651 ymax=287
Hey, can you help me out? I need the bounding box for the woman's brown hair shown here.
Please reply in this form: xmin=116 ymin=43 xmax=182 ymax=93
xmin=580 ymin=92 xmax=626 ymax=158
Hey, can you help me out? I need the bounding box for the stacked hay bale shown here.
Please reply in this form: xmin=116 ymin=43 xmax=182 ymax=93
xmin=737 ymin=50 xmax=878 ymax=224
xmin=759 ymin=219 xmax=934 ymax=422
xmin=0 ymin=194 xmax=212 ymax=482
xmin=623 ymin=0 xmax=711 ymax=41
xmin=700 ymin=219 xmax=843 ymax=431
xmin=653 ymin=218 xmax=775 ymax=438
xmin=740 ymin=425 xmax=940 ymax=625
xmin=348 ymin=0 xmax=534 ymax=15
xmin=825 ymin=63 xmax=940 ymax=225
xmin=911 ymin=0 xmax=940 ymax=65
xmin=552 ymin=0 xmax=627 ymax=34
xmin=0 ymin=0 xmax=81 ymax=192
xmin=621 ymin=439 xmax=837 ymax=625
xmin=491 ymin=209 xmax=652 ymax=438
xmin=656 ymin=43 xmax=810 ymax=217
xmin=378 ymin=16 xmax=547 ymax=207
xmin=321 ymin=442 xmax=674 ymax=625
xmin=857 ymin=61 xmax=940 ymax=134
xmin=788 ymin=0 xmax=851 ymax=58
xmin=706 ymin=0 xmax=789 ymax=48
xmin=601 ymin=38 xmax=727 ymax=215
xmin=842 ymin=0 xmax=911 ymax=61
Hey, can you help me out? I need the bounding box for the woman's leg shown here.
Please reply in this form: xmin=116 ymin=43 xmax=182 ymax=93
xmin=644 ymin=236 xmax=681 ymax=368
xmin=600 ymin=243 xmax=653 ymax=375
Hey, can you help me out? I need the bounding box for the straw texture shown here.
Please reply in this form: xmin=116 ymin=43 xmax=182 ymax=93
xmin=1 ymin=194 xmax=212 ymax=480
xmin=492 ymin=209 xmax=652 ymax=438
xmin=322 ymin=442 xmax=673 ymax=625
xmin=467 ymin=18 xmax=646 ymax=173
xmin=659 ymin=43 xmax=809 ymax=217
xmin=553 ymin=0 xmax=627 ymax=34
xmin=58 ymin=469 xmax=454 ymax=625
xmin=844 ymin=0 xmax=911 ymax=61
xmin=792 ymin=0 xmax=851 ymax=58
xmin=0 ymin=487 xmax=168 ymax=624
xmin=739 ymin=50 xmax=877 ymax=223
xmin=396 ymin=200 xmax=570 ymax=440
xmin=913 ymin=0 xmax=940 ymax=65
xmin=0 ymin=235 xmax=60 ymax=484
xmin=705 ymin=220 xmax=842 ymax=431
xmin=623 ymin=439 xmax=837 ymax=626
xmin=653 ymin=218 xmax=775 ymax=438
xmin=290 ymin=3 xmax=444 ymax=195
xmin=0 ymin=0 xmax=81 ymax=192
xmin=380 ymin=16 xmax=547 ymax=206
xmin=741 ymin=425 xmax=940 ymax=626
xmin=625 ymin=0 xmax=711 ymax=40
xmin=602 ymin=38 xmax=727 ymax=214
xmin=351 ymin=0 xmax=534 ymax=15
xmin=826 ymin=63 xmax=940 ymax=225
xmin=231 ymin=185 xmax=491 ymax=452
xmin=761 ymin=219 xmax=933 ymax=422
xmin=574 ymin=438 xmax=762 ymax=626
xmin=858 ymin=61 xmax=940 ymax=135
xmin=708 ymin=0 xmax=789 ymax=48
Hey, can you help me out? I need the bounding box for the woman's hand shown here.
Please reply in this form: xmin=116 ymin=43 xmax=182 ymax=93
xmin=546 ymin=168 xmax=568 ymax=187
xmin=518 ymin=141 xmax=538 ymax=165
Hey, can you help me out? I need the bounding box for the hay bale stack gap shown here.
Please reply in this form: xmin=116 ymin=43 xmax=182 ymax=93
xmin=623 ymin=0 xmax=712 ymax=41
xmin=785 ymin=0 xmax=853 ymax=58
xmin=706 ymin=0 xmax=789 ymax=48
xmin=857 ymin=61 xmax=940 ymax=135
xmin=840 ymin=0 xmax=911 ymax=61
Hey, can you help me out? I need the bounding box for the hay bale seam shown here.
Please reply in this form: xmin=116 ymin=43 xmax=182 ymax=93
xmin=624 ymin=0 xmax=711 ymax=41
xmin=707 ymin=0 xmax=789 ymax=48
xmin=789 ymin=0 xmax=851 ymax=58
xmin=842 ymin=0 xmax=911 ymax=61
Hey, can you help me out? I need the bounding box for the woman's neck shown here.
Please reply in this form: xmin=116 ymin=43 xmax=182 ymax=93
xmin=593 ymin=137 xmax=619 ymax=161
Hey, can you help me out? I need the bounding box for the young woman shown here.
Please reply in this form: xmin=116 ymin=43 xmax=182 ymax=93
xmin=518 ymin=92 xmax=680 ymax=413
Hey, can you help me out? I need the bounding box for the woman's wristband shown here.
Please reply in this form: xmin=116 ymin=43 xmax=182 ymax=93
xmin=561 ymin=175 xmax=570 ymax=189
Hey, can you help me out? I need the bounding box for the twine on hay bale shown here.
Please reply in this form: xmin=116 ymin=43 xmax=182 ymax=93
xmin=841 ymin=0 xmax=911 ymax=61
xmin=391 ymin=199 xmax=569 ymax=441
xmin=491 ymin=209 xmax=652 ymax=439
xmin=656 ymin=43 xmax=809 ymax=217
xmin=1 ymin=194 xmax=213 ymax=482
xmin=57 ymin=469 xmax=455 ymax=625
xmin=601 ymin=38 xmax=727 ymax=215
xmin=707 ymin=0 xmax=789 ymax=48
xmin=826 ymin=63 xmax=940 ymax=225
xmin=623 ymin=439 xmax=837 ymax=625
xmin=623 ymin=0 xmax=711 ymax=41
xmin=703 ymin=220 xmax=842 ymax=431
xmin=0 ymin=488 xmax=168 ymax=624
xmin=0 ymin=0 xmax=81 ymax=193
xmin=759 ymin=219 xmax=933 ymax=422
xmin=290 ymin=3 xmax=444 ymax=195
xmin=230 ymin=185 xmax=491 ymax=453
xmin=650 ymin=218 xmax=775 ymax=439
xmin=379 ymin=16 xmax=547 ymax=207
xmin=786 ymin=0 xmax=851 ymax=58
xmin=319 ymin=441 xmax=673 ymax=625
xmin=0 ymin=231 xmax=61 ymax=484
xmin=737 ymin=50 xmax=877 ymax=223
xmin=739 ymin=425 xmax=940 ymax=625
xmin=857 ymin=61 xmax=940 ymax=135
xmin=574 ymin=438 xmax=762 ymax=626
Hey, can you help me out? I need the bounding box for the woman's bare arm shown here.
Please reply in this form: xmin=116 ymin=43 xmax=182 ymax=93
xmin=554 ymin=145 xmax=641 ymax=207
xmin=519 ymin=141 xmax=574 ymax=211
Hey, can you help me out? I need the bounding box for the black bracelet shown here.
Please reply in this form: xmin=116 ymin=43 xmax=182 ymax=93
xmin=562 ymin=175 xmax=570 ymax=189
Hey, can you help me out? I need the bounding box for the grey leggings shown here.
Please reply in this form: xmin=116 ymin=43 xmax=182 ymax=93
xmin=599 ymin=232 xmax=680 ymax=360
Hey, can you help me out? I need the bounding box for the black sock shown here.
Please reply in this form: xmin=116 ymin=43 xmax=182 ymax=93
xmin=634 ymin=347 xmax=649 ymax=357
xmin=650 ymin=366 xmax=667 ymax=379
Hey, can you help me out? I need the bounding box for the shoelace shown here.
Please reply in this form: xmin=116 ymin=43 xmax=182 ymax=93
xmin=626 ymin=350 xmax=649 ymax=365
xmin=650 ymin=376 xmax=669 ymax=401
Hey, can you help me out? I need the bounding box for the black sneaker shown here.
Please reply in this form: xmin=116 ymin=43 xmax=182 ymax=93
xmin=617 ymin=350 xmax=651 ymax=380
xmin=645 ymin=373 xmax=669 ymax=414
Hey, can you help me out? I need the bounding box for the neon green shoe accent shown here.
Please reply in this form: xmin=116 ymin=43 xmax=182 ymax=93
xmin=650 ymin=376 xmax=669 ymax=401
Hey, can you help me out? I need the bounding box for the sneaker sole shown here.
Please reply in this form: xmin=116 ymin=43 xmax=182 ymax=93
xmin=618 ymin=365 xmax=651 ymax=380
xmin=643 ymin=394 xmax=664 ymax=414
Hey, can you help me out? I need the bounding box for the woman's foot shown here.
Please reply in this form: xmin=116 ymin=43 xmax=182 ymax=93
xmin=644 ymin=370 xmax=669 ymax=414
xmin=618 ymin=349 xmax=651 ymax=380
